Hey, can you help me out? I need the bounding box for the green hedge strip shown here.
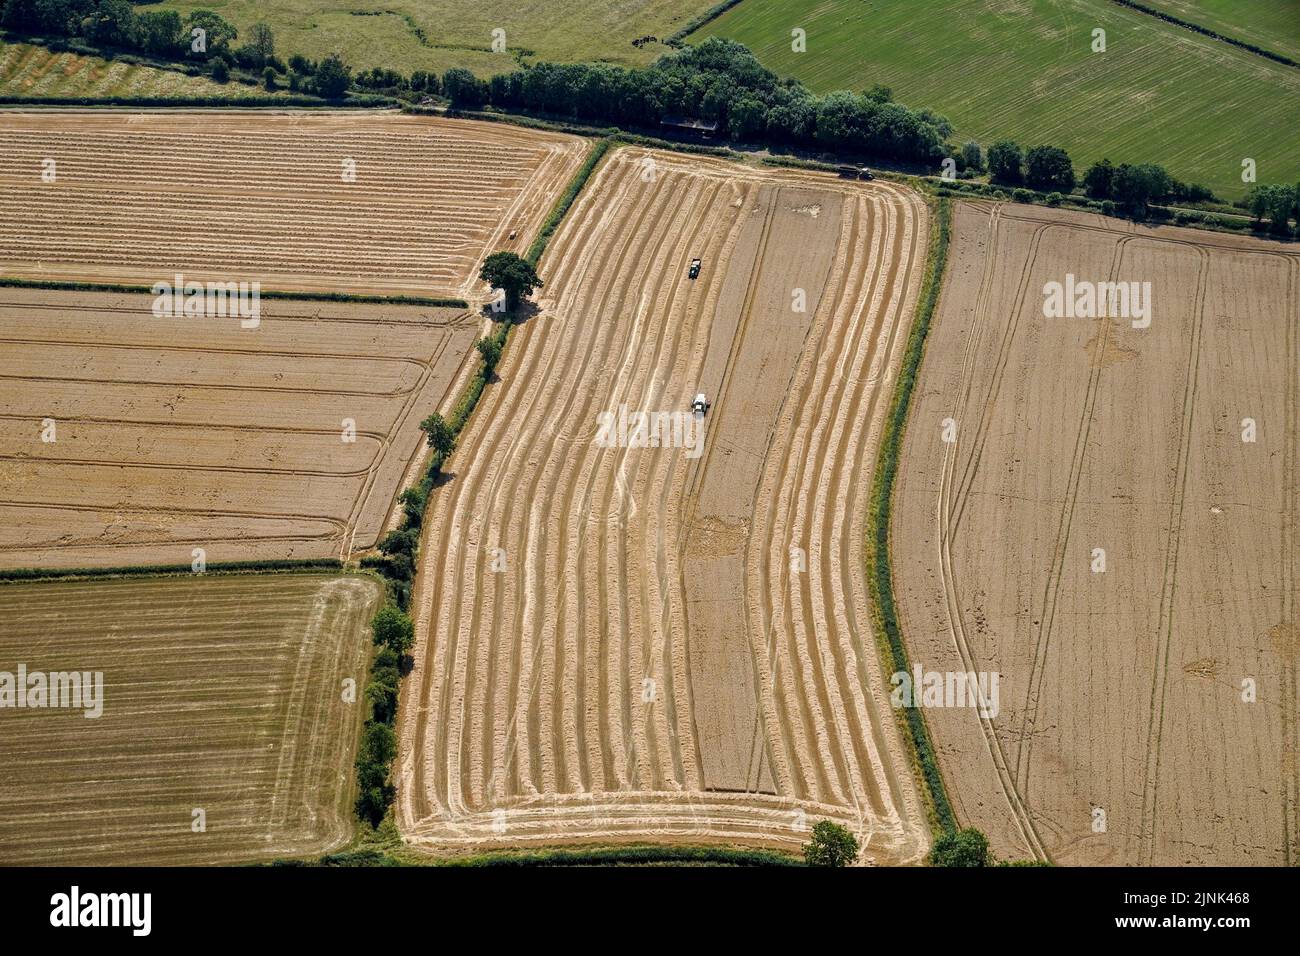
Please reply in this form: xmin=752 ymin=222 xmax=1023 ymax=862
xmin=865 ymin=197 xmax=958 ymax=835
xmin=310 ymin=844 xmax=802 ymax=867
xmin=350 ymin=137 xmax=613 ymax=833
xmin=0 ymin=558 xmax=342 ymax=584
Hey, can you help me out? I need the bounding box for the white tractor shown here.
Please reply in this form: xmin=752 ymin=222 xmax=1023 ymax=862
xmin=692 ymin=393 xmax=709 ymax=417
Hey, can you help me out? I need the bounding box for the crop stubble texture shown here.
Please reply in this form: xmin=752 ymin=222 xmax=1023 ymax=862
xmin=0 ymin=290 xmax=477 ymax=569
xmin=0 ymin=111 xmax=586 ymax=298
xmin=893 ymin=201 xmax=1299 ymax=865
xmin=398 ymin=149 xmax=930 ymax=860
xmin=0 ymin=573 xmax=381 ymax=864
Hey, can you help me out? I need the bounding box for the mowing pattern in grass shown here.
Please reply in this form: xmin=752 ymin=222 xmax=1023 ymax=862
xmin=0 ymin=38 xmax=276 ymax=99
xmin=154 ymin=0 xmax=712 ymax=77
xmin=697 ymin=0 xmax=1300 ymax=199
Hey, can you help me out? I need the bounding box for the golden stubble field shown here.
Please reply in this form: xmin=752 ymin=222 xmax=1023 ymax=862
xmin=893 ymin=200 xmax=1298 ymax=865
xmin=0 ymin=111 xmax=586 ymax=298
xmin=0 ymin=573 xmax=381 ymax=865
xmin=397 ymin=148 xmax=931 ymax=861
xmin=0 ymin=289 xmax=477 ymax=570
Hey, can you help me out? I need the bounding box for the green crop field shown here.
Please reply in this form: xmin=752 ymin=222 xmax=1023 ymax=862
xmin=0 ymin=38 xmax=279 ymax=98
xmin=697 ymin=0 xmax=1300 ymax=199
xmin=154 ymin=0 xmax=709 ymax=77
xmin=1144 ymin=0 xmax=1300 ymax=61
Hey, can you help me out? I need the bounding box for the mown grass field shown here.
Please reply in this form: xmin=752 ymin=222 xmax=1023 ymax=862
xmin=0 ymin=573 xmax=380 ymax=864
xmin=697 ymin=0 xmax=1300 ymax=199
xmin=1144 ymin=0 xmax=1300 ymax=61
xmin=154 ymin=0 xmax=708 ymax=77
xmin=0 ymin=38 xmax=277 ymax=98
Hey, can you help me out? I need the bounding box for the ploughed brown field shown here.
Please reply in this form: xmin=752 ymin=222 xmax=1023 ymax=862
xmin=893 ymin=200 xmax=1299 ymax=865
xmin=397 ymin=148 xmax=931 ymax=861
xmin=0 ymin=573 xmax=380 ymax=865
xmin=0 ymin=289 xmax=477 ymax=570
xmin=0 ymin=111 xmax=586 ymax=298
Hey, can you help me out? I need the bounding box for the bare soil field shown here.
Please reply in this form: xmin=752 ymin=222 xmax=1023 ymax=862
xmin=0 ymin=289 xmax=477 ymax=570
xmin=893 ymin=200 xmax=1298 ymax=865
xmin=0 ymin=573 xmax=380 ymax=865
xmin=0 ymin=111 xmax=586 ymax=298
xmin=397 ymin=148 xmax=930 ymax=861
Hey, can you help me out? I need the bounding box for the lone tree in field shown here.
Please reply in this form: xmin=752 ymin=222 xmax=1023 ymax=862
xmin=927 ymin=827 xmax=991 ymax=867
xmin=480 ymin=251 xmax=542 ymax=312
xmin=803 ymin=820 xmax=859 ymax=867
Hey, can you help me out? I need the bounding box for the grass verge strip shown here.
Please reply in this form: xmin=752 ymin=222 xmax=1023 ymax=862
xmin=865 ymin=196 xmax=957 ymax=835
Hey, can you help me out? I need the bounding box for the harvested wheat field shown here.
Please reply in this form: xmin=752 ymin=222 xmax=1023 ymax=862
xmin=893 ymin=200 xmax=1298 ymax=865
xmin=0 ymin=110 xmax=585 ymax=298
xmin=0 ymin=572 xmax=380 ymax=865
xmin=398 ymin=148 xmax=930 ymax=861
xmin=0 ymin=288 xmax=477 ymax=570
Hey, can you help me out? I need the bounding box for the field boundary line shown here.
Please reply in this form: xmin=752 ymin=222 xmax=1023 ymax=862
xmin=864 ymin=195 xmax=958 ymax=836
xmin=1108 ymin=0 xmax=1299 ymax=69
xmin=0 ymin=277 xmax=469 ymax=309
xmin=0 ymin=557 xmax=351 ymax=584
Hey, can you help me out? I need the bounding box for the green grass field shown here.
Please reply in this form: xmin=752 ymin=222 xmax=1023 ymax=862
xmin=1143 ymin=0 xmax=1300 ymax=61
xmin=0 ymin=38 xmax=279 ymax=98
xmin=154 ymin=0 xmax=708 ymax=77
xmin=697 ymin=0 xmax=1299 ymax=199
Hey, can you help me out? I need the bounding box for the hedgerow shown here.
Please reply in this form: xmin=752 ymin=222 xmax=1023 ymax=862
xmin=864 ymin=197 xmax=958 ymax=835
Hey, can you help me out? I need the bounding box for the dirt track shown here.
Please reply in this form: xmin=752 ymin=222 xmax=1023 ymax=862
xmin=0 ymin=111 xmax=585 ymax=298
xmin=0 ymin=289 xmax=476 ymax=569
xmin=893 ymin=201 xmax=1298 ymax=865
xmin=397 ymin=148 xmax=930 ymax=861
xmin=0 ymin=573 xmax=379 ymax=865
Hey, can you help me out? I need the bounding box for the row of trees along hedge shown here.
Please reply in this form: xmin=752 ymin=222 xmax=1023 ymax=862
xmin=353 ymin=254 xmax=542 ymax=827
xmin=965 ymin=138 xmax=1222 ymax=219
xmin=354 ymin=604 xmax=413 ymax=825
xmin=445 ymin=39 xmax=953 ymax=167
xmin=0 ymin=0 xmax=351 ymax=96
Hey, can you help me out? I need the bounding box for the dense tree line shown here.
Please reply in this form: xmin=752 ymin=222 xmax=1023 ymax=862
xmin=0 ymin=0 xmax=356 ymax=96
xmin=448 ymin=39 xmax=954 ymax=167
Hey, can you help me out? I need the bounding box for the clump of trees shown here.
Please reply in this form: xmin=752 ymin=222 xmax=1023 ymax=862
xmin=803 ymin=820 xmax=859 ymax=866
xmin=1246 ymin=182 xmax=1299 ymax=234
xmin=928 ymin=827 xmax=991 ymax=866
xmin=1079 ymin=157 xmax=1213 ymax=218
